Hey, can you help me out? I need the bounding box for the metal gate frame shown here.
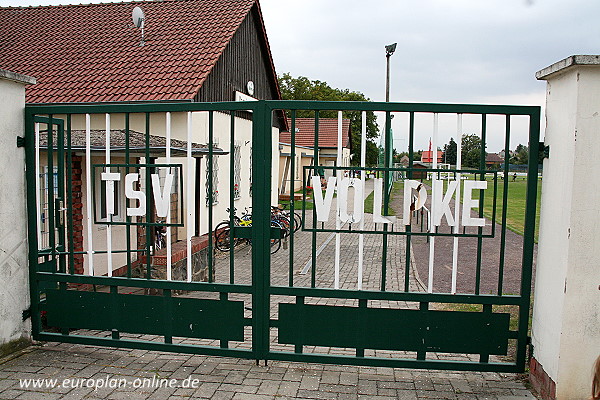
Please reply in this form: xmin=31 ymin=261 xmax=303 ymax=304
xmin=24 ymin=100 xmax=540 ymax=373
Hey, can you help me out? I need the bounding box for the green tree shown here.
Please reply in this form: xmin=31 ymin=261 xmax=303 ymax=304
xmin=442 ymin=137 xmax=457 ymax=165
xmin=413 ymin=150 xmax=423 ymax=162
xmin=511 ymin=144 xmax=529 ymax=165
xmin=278 ymin=73 xmax=379 ymax=166
xmin=461 ymin=134 xmax=486 ymax=168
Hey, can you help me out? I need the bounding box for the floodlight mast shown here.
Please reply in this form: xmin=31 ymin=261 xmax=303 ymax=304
xmin=385 ymin=43 xmax=396 ymax=102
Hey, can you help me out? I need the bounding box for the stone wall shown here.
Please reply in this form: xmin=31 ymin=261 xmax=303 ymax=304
xmin=0 ymin=70 xmax=36 ymax=355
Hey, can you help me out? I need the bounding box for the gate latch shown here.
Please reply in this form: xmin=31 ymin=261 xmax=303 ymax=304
xmin=539 ymin=142 xmax=549 ymax=159
xmin=17 ymin=136 xmax=25 ymax=148
xmin=55 ymin=198 xmax=66 ymax=228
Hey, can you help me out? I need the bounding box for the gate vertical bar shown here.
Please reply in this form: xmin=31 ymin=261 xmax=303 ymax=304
xmin=66 ymin=115 xmax=75 ymax=275
xmin=125 ymin=113 xmax=132 ymax=278
xmin=105 ymin=114 xmax=113 ymax=277
xmin=451 ymin=114 xmax=463 ymax=294
xmin=145 ymin=113 xmax=152 ymax=279
xmin=381 ymin=111 xmax=392 ymax=291
xmin=334 ymin=111 xmax=342 ymax=289
xmin=34 ymin=122 xmax=42 ymax=249
xmin=288 ymin=110 xmax=296 ymax=287
xmin=516 ymin=110 xmax=540 ymax=370
xmin=186 ymin=112 xmax=193 ymax=282
xmin=427 ymin=113 xmax=438 ymax=293
xmin=311 ymin=112 xmax=319 ymax=288
xmin=208 ymin=111 xmax=214 ymax=283
xmin=25 ymin=110 xmax=41 ymax=337
xmin=475 ymin=114 xmax=487 ymax=294
xmin=85 ymin=114 xmax=94 ymax=275
xmin=252 ymin=100 xmax=271 ymax=361
xmin=358 ymin=111 xmax=366 ymax=290
xmin=56 ymin=117 xmax=66 ymax=275
xmin=497 ymin=115 xmax=511 ymax=295
xmin=47 ymin=115 xmax=55 ymax=259
xmin=404 ymin=112 xmax=415 ymax=292
xmin=229 ymin=111 xmax=236 ymax=284
xmin=166 ymin=112 xmax=173 ymax=281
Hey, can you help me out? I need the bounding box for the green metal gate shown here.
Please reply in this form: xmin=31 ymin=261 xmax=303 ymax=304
xmin=24 ymin=100 xmax=540 ymax=372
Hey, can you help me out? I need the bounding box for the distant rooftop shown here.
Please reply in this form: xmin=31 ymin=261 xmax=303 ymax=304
xmin=280 ymin=118 xmax=351 ymax=149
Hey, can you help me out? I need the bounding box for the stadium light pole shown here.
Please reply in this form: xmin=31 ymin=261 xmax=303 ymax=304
xmin=381 ymin=43 xmax=397 ymax=176
xmin=385 ymin=43 xmax=397 ymax=102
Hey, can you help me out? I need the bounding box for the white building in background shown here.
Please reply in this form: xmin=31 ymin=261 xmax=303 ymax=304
xmin=0 ymin=0 xmax=285 ymax=278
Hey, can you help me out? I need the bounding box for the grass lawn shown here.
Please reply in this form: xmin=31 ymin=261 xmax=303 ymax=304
xmin=425 ymin=174 xmax=542 ymax=242
xmin=470 ymin=176 xmax=542 ymax=242
xmin=363 ymin=180 xmax=403 ymax=215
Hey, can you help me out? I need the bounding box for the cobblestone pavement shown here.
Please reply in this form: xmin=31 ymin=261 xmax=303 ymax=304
xmin=0 ymin=344 xmax=536 ymax=400
xmin=0 ymin=180 xmax=538 ymax=399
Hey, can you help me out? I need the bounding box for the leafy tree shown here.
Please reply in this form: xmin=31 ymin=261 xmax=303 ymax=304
xmin=511 ymin=144 xmax=529 ymax=165
xmin=413 ymin=150 xmax=423 ymax=162
xmin=461 ymin=134 xmax=486 ymax=168
xmin=442 ymin=137 xmax=457 ymax=165
xmin=278 ymin=73 xmax=379 ymax=166
xmin=510 ymin=143 xmax=545 ymax=166
xmin=393 ymin=150 xmax=422 ymax=163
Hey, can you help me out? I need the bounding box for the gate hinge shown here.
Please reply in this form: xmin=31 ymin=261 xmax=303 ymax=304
xmin=17 ymin=136 xmax=26 ymax=148
xmin=22 ymin=308 xmax=31 ymax=321
xmin=539 ymin=142 xmax=549 ymax=159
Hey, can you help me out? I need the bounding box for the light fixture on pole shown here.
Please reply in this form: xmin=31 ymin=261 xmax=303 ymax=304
xmin=385 ymin=43 xmax=396 ymax=102
xmin=380 ymin=43 xmax=397 ymax=177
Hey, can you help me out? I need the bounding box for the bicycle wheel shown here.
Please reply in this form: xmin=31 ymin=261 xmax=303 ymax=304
xmin=292 ymin=211 xmax=302 ymax=232
xmin=269 ymin=221 xmax=282 ymax=254
xmin=215 ymin=227 xmax=235 ymax=252
xmin=273 ymin=215 xmax=290 ymax=237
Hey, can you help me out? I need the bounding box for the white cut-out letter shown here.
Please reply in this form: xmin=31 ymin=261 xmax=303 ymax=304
xmin=402 ymin=179 xmax=428 ymax=225
xmin=372 ymin=178 xmax=397 ymax=224
xmin=151 ymin=173 xmax=174 ymax=218
xmin=101 ymin=172 xmax=121 ymax=216
xmin=462 ymin=180 xmax=487 ymax=227
xmin=432 ymin=180 xmax=458 ymax=227
xmin=125 ymin=173 xmax=146 ymax=217
xmin=312 ymin=176 xmax=337 ymax=222
xmin=338 ymin=178 xmax=364 ymax=223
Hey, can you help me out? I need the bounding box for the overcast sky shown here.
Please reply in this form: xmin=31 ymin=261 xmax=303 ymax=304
xmin=2 ymin=0 xmax=598 ymax=152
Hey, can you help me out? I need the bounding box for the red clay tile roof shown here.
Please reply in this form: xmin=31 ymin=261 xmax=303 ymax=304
xmin=486 ymin=153 xmax=504 ymax=163
xmin=279 ymin=118 xmax=351 ymax=149
xmin=421 ymin=150 xmax=443 ymax=163
xmin=0 ymin=0 xmax=257 ymax=104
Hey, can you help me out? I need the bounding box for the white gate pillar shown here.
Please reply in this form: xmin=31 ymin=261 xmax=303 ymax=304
xmin=531 ymin=55 xmax=600 ymax=400
xmin=0 ymin=70 xmax=35 ymax=355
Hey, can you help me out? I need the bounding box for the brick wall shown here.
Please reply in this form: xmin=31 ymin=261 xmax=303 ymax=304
xmin=529 ymin=357 xmax=556 ymax=400
xmin=70 ymin=155 xmax=84 ymax=275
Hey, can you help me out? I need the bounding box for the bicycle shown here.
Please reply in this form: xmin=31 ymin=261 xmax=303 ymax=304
xmin=273 ymin=205 xmax=302 ymax=233
xmin=154 ymin=221 xmax=167 ymax=251
xmin=214 ymin=208 xmax=283 ymax=254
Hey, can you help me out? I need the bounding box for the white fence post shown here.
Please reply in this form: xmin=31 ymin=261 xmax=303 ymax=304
xmin=0 ymin=70 xmax=36 ymax=354
xmin=531 ymin=55 xmax=600 ymax=399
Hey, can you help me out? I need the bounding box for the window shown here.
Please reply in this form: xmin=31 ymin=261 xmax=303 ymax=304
xmin=205 ymin=156 xmax=219 ymax=206
xmin=233 ymin=143 xmax=241 ymax=199
xmin=39 ymin=166 xmax=58 ymax=249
